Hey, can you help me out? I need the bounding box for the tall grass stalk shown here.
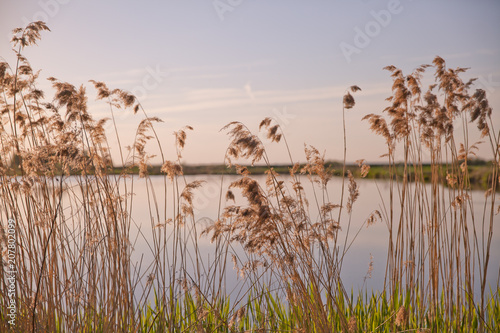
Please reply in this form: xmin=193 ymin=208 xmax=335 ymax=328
xmin=364 ymin=59 xmax=499 ymax=332
xmin=0 ymin=22 xmax=498 ymax=332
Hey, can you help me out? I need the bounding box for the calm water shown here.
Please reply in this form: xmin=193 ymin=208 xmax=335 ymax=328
xmin=125 ymin=174 xmax=500 ymax=297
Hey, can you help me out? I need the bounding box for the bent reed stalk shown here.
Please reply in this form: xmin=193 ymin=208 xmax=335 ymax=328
xmin=0 ymin=22 xmax=498 ymax=332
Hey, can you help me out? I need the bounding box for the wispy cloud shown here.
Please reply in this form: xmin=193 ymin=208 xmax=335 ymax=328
xmin=244 ymin=82 xmax=255 ymax=100
xmin=407 ymin=50 xmax=495 ymax=64
xmin=169 ymin=60 xmax=274 ymax=74
xmin=77 ymin=67 xmax=147 ymax=81
xmin=145 ymin=83 xmax=388 ymax=115
xmin=476 ymin=48 xmax=498 ymax=56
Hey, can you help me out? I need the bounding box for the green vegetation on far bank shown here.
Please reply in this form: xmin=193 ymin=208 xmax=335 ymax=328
xmin=7 ymin=156 xmax=495 ymax=190
xmin=88 ymin=159 xmax=500 ymax=191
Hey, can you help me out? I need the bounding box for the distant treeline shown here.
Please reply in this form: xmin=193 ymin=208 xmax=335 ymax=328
xmin=7 ymin=154 xmax=494 ymax=190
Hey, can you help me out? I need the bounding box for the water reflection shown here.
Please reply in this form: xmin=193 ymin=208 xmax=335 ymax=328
xmin=125 ymin=174 xmax=499 ymax=297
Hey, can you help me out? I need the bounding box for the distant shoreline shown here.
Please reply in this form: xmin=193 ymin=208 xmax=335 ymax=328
xmin=8 ymin=159 xmax=494 ymax=190
xmin=106 ymin=160 xmax=494 ymax=190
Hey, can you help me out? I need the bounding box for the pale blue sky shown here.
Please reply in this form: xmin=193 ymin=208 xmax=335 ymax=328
xmin=1 ymin=0 xmax=499 ymax=165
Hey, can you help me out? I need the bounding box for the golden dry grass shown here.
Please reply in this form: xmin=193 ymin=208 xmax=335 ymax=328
xmin=0 ymin=22 xmax=498 ymax=332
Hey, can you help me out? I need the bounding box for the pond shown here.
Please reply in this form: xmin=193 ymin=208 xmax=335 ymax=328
xmin=123 ymin=174 xmax=500 ymax=299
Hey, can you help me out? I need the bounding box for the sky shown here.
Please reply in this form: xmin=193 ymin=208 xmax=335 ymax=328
xmin=1 ymin=0 xmax=499 ymax=165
